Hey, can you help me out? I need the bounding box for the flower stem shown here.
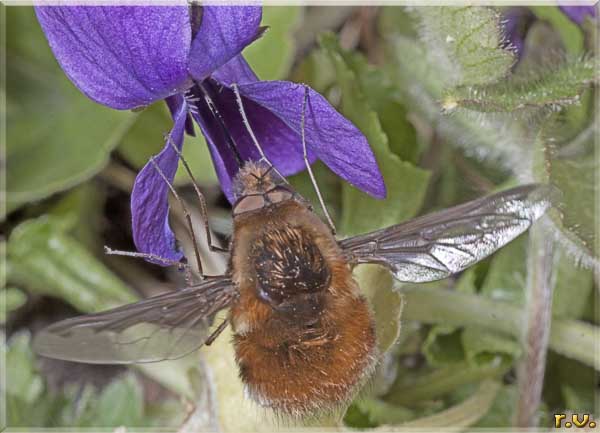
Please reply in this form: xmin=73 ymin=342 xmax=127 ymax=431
xmin=515 ymin=224 xmax=555 ymax=427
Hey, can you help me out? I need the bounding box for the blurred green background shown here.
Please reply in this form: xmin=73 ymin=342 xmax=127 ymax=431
xmin=3 ymin=5 xmax=599 ymax=431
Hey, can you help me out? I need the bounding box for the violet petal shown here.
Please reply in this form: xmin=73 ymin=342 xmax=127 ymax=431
xmin=503 ymin=8 xmax=527 ymax=57
xmin=188 ymin=6 xmax=262 ymax=81
xmin=35 ymin=6 xmax=191 ymax=109
xmin=190 ymin=79 xmax=311 ymax=202
xmin=235 ymin=81 xmax=386 ymax=198
xmin=559 ymin=5 xmax=597 ymax=25
xmin=131 ymin=101 xmax=188 ymax=265
xmin=165 ymin=94 xmax=195 ymax=136
xmin=212 ymin=55 xmax=259 ymax=86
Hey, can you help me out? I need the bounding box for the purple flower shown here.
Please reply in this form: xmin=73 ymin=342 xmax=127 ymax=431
xmin=504 ymin=5 xmax=597 ymax=58
xmin=558 ymin=5 xmax=597 ymax=25
xmin=503 ymin=7 xmax=535 ymax=57
xmin=36 ymin=6 xmax=385 ymax=264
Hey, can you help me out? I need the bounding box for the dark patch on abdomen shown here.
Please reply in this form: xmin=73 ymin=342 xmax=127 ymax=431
xmin=252 ymin=225 xmax=331 ymax=317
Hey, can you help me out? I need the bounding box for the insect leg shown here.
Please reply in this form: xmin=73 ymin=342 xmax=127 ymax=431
xmin=163 ymin=133 xmax=228 ymax=254
xmin=148 ymin=156 xmax=206 ymax=279
xmin=231 ymin=83 xmax=289 ymax=184
xmin=204 ymin=318 xmax=229 ymax=346
xmin=104 ymin=246 xmax=194 ymax=285
xmin=301 ymin=85 xmax=337 ymax=234
xmin=194 ymin=82 xmax=244 ymax=167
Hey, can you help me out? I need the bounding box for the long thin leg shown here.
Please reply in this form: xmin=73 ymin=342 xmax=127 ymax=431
xmin=148 ymin=156 xmax=206 ymax=279
xmin=163 ymin=133 xmax=228 ymax=253
xmin=104 ymin=246 xmax=194 ymax=286
xmin=194 ymin=83 xmax=244 ymax=167
xmin=231 ymin=83 xmax=289 ymax=184
xmin=204 ymin=319 xmax=229 ymax=346
xmin=300 ymin=85 xmax=337 ymax=234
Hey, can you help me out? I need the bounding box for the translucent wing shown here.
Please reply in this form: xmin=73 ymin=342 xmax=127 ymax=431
xmin=33 ymin=276 xmax=237 ymax=364
xmin=340 ymin=184 xmax=555 ymax=283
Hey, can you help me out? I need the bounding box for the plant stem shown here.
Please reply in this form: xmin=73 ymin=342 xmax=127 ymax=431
xmin=515 ymin=224 xmax=555 ymax=427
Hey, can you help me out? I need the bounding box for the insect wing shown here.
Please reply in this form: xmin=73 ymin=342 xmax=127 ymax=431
xmin=340 ymin=184 xmax=555 ymax=283
xmin=33 ymin=276 xmax=237 ymax=364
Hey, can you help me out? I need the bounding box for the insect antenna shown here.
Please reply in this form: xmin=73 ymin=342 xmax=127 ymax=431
xmin=300 ymin=85 xmax=336 ymax=234
xmin=147 ymin=154 xmax=207 ymax=279
xmin=231 ymin=83 xmax=289 ymax=184
xmin=163 ymin=133 xmax=228 ymax=254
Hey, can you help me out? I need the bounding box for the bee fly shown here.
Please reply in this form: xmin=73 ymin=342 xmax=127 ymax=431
xmin=33 ymin=84 xmax=555 ymax=417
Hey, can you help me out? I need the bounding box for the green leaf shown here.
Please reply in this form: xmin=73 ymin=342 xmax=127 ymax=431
xmin=244 ymin=6 xmax=303 ymax=80
xmin=7 ymin=216 xmax=136 ymax=313
xmin=385 ymin=35 xmax=527 ymax=174
xmin=292 ymin=48 xmax=337 ymax=95
xmin=386 ymin=360 xmax=510 ymax=406
xmin=354 ymin=265 xmax=404 ymax=354
xmin=1 ymin=287 xmax=27 ymax=323
xmin=552 ymin=247 xmax=594 ymax=319
xmin=5 ymin=333 xmax=44 ymax=405
xmin=341 ymin=154 xmax=429 ymax=236
xmin=423 ymin=326 xmax=465 ymax=366
xmin=547 ymin=153 xmax=597 ymax=261
xmin=530 ymin=6 xmax=585 ymax=55
xmin=442 ymin=58 xmax=598 ymax=113
xmin=414 ymin=7 xmax=515 ymax=86
xmin=318 ymin=33 xmax=430 ymax=236
xmin=461 ymin=327 xmax=521 ymax=366
xmin=545 ymin=353 xmax=597 ymax=413
xmin=477 ymin=223 xmax=593 ymax=320
xmin=455 ymin=267 xmax=479 ymax=294
xmin=6 ymin=7 xmax=134 ymax=215
xmin=350 ymin=398 xmax=415 ymax=426
xmin=400 ymin=286 xmax=600 ymax=371
xmin=480 ymin=234 xmax=528 ymax=304
xmin=398 ymin=380 xmax=501 ymax=429
xmin=136 ymin=356 xmax=198 ymax=400
xmin=378 ymin=6 xmax=417 ymax=39
xmin=4 ymin=332 xmax=185 ymax=428
xmin=534 ymin=120 xmax=599 ymax=266
xmin=474 ymin=384 xmax=519 ymax=427
xmin=117 ymin=103 xmax=217 ymax=187
xmin=89 ymin=374 xmax=144 ymax=427
xmin=339 ymin=49 xmax=421 ymax=163
xmin=561 ymin=384 xmax=595 ymax=414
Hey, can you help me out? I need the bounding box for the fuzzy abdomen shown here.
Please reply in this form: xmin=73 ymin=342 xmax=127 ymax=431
xmin=229 ymin=200 xmax=378 ymax=416
xmin=232 ymin=292 xmax=377 ymax=417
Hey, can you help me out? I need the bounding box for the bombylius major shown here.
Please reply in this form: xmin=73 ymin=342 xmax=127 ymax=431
xmin=33 ymin=84 xmax=554 ymax=417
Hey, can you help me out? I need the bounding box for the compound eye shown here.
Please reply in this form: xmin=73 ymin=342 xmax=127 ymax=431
xmin=233 ymin=195 xmax=265 ymax=215
xmin=267 ymin=189 xmax=293 ymax=204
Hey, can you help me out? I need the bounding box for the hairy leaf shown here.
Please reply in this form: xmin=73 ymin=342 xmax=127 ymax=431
xmin=534 ymin=119 xmax=599 ymax=268
xmin=442 ymin=58 xmax=597 ymax=113
xmin=385 ymin=35 xmax=528 ymax=173
xmin=414 ymin=7 xmax=515 ymax=86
